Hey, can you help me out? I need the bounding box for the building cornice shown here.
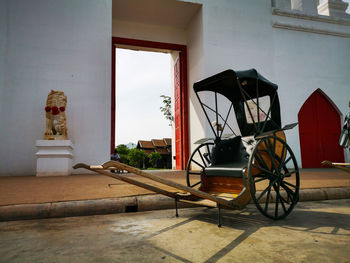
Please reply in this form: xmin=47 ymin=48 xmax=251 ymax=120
xmin=272 ymin=8 xmax=350 ymax=26
xmin=272 ymin=22 xmax=350 ymax=38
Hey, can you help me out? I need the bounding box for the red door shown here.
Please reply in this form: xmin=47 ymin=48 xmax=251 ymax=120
xmin=174 ymin=58 xmax=183 ymax=170
xmin=298 ymin=89 xmax=344 ymax=168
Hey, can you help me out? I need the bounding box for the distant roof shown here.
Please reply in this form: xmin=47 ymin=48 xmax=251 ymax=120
xmin=138 ymin=140 xmax=155 ymax=149
xmin=152 ymin=139 xmax=167 ymax=148
xmin=137 ymin=138 xmax=172 ymax=153
xmin=163 ymin=138 xmax=172 ymax=146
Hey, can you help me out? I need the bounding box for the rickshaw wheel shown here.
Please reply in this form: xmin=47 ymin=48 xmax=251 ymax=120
xmin=247 ymin=136 xmax=300 ymax=220
xmin=186 ymin=142 xmax=214 ymax=188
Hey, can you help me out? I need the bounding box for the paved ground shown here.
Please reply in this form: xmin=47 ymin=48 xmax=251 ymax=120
xmin=1 ymin=199 xmax=349 ymax=263
xmin=0 ymin=171 xmax=185 ymax=206
xmin=1 ymin=169 xmax=349 ymax=206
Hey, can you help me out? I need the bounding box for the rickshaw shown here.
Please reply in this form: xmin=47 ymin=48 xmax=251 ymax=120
xmin=74 ymin=69 xmax=300 ymax=226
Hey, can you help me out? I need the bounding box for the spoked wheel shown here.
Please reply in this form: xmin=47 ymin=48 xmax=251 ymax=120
xmin=247 ymin=135 xmax=300 ymax=220
xmin=186 ymin=142 xmax=214 ymax=188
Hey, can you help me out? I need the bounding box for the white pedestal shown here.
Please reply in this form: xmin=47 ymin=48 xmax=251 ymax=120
xmin=36 ymin=140 xmax=73 ymax=176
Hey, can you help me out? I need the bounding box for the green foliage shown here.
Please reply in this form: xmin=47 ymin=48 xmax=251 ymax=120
xmin=115 ymin=144 xmax=130 ymax=165
xmin=160 ymin=95 xmax=173 ymax=126
xmin=114 ymin=144 xmax=164 ymax=169
xmin=115 ymin=144 xmax=129 ymax=155
xmin=128 ymin=148 xmax=146 ymax=168
xmin=148 ymin=152 xmax=162 ymax=168
xmin=118 ymin=153 xmax=129 ymax=165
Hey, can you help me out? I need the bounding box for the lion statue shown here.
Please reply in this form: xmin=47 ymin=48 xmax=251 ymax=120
xmin=44 ymin=90 xmax=67 ymax=140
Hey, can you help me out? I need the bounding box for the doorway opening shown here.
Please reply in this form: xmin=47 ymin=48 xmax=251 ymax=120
xmin=111 ymin=37 xmax=189 ymax=170
xmin=115 ymin=48 xmax=171 ymax=147
xmin=298 ymin=89 xmax=344 ymax=168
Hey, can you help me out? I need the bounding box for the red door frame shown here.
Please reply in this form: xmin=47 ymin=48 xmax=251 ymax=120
xmin=298 ymin=88 xmax=344 ymax=167
xmin=111 ymin=37 xmax=189 ymax=170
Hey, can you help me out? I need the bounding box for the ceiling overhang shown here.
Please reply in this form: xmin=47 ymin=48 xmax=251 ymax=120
xmin=112 ymin=0 xmax=202 ymax=29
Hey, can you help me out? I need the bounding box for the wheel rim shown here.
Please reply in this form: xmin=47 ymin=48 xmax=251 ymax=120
xmin=186 ymin=142 xmax=214 ymax=188
xmin=248 ymin=136 xmax=300 ymax=220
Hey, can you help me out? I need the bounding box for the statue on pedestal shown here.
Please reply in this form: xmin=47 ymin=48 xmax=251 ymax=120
xmin=44 ymin=90 xmax=67 ymax=140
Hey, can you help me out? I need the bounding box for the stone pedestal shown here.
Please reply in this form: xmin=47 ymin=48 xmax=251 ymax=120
xmin=36 ymin=140 xmax=73 ymax=176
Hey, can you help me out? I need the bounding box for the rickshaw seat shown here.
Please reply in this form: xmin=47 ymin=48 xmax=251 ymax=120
xmin=205 ymin=162 xmax=246 ymax=178
xmin=204 ymin=136 xmax=248 ymax=178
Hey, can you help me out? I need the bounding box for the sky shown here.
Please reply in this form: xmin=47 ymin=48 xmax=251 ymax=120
xmin=332 ymin=0 xmax=350 ymax=13
xmin=346 ymin=0 xmax=350 ymax=13
xmin=115 ymin=48 xmax=172 ymax=146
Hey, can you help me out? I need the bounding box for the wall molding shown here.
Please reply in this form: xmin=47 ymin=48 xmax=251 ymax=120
xmin=273 ymin=22 xmax=350 ymax=37
xmin=272 ymin=8 xmax=350 ymax=26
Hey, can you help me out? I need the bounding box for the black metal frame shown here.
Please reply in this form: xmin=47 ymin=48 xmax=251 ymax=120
xmin=194 ymin=71 xmax=281 ymax=141
xmin=236 ymin=79 xmax=280 ymax=136
xmin=247 ymin=135 xmax=300 ymax=220
xmin=195 ymin=91 xmax=237 ymax=141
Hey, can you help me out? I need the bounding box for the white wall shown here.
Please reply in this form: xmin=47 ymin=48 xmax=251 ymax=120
xmin=202 ymin=0 xmax=275 ymax=77
xmin=116 ymin=0 xmax=350 ymax=168
xmin=187 ymin=7 xmax=206 ymax=155
xmin=112 ymin=20 xmax=187 ymax=45
xmin=273 ymin=27 xmax=350 ymax=164
xmin=0 ymin=0 xmax=7 ymax=114
xmin=185 ymin=1 xmax=277 ymax=152
xmin=1 ymin=0 xmax=348 ymax=175
xmin=0 ymin=0 xmax=112 ymax=176
xmin=187 ymin=0 xmax=350 ymax=165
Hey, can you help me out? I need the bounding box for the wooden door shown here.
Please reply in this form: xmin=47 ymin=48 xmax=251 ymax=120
xmin=174 ymin=58 xmax=183 ymax=170
xmin=298 ymin=89 xmax=344 ymax=167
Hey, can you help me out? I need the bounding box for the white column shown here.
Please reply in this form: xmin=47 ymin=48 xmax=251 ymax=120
xmin=318 ymin=0 xmax=350 ymax=18
xmin=291 ymin=0 xmax=318 ymax=15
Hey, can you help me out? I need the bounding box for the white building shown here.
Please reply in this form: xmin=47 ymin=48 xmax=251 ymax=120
xmin=0 ymin=0 xmax=349 ymax=176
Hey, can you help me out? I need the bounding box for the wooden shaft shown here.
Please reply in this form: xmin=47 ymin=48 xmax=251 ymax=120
xmin=73 ymin=163 xmax=177 ymax=199
xmin=322 ymin=161 xmax=350 ymax=173
xmin=102 ymin=161 xmax=233 ymax=206
xmin=74 ymin=161 xmax=232 ymax=207
xmin=328 ymin=163 xmax=350 ymax=166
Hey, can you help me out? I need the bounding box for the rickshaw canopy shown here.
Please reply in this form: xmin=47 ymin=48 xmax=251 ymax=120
xmin=193 ymin=69 xmax=281 ymax=137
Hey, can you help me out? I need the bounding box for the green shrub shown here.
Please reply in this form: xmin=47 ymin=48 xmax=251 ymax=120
xmin=114 ymin=144 xmax=131 ymax=165
xmin=148 ymin=152 xmax=162 ymax=168
xmin=115 ymin=144 xmax=129 ymax=155
xmin=118 ymin=153 xmax=129 ymax=165
xmin=128 ymin=148 xmax=146 ymax=168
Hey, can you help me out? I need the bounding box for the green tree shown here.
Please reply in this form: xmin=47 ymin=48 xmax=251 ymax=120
xmin=115 ymin=144 xmax=130 ymax=165
xmin=128 ymin=148 xmax=146 ymax=168
xmin=115 ymin=144 xmax=129 ymax=155
xmin=148 ymin=152 xmax=162 ymax=168
xmin=160 ymin=95 xmax=173 ymax=126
